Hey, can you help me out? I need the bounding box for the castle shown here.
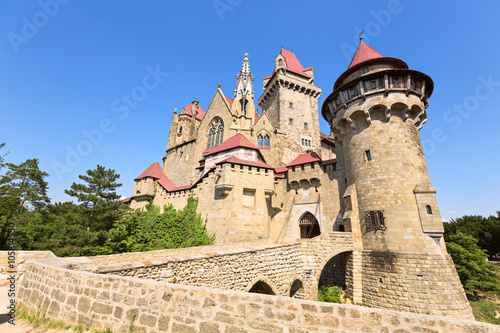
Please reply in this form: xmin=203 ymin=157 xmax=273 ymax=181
xmin=119 ymin=38 xmax=474 ymax=317
xmin=125 ymin=38 xmax=443 ymax=251
xmin=15 ymin=40 xmax=483 ymax=332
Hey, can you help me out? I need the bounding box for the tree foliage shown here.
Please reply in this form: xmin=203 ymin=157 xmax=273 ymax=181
xmin=444 ymin=213 xmax=500 ymax=259
xmin=0 ymin=158 xmax=50 ymax=249
xmin=104 ymin=195 xmax=215 ymax=254
xmin=65 ymin=165 xmax=124 ymax=231
xmin=445 ymin=231 xmax=500 ymax=295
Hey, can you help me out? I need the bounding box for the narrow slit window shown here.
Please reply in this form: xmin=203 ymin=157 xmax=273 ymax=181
xmin=365 ymin=150 xmax=372 ymax=161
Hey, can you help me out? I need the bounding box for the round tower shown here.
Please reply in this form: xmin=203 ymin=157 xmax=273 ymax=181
xmin=323 ymin=37 xmax=441 ymax=253
xmin=321 ymin=37 xmax=474 ymax=318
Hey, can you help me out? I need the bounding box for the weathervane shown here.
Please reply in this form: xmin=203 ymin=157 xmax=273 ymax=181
xmin=359 ymin=31 xmax=364 ymax=42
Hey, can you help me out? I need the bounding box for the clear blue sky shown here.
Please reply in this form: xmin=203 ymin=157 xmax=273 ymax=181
xmin=1 ymin=1 xmax=499 ymax=221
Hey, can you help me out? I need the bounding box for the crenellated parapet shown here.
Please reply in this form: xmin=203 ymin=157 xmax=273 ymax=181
xmin=258 ymin=73 xmax=322 ymax=110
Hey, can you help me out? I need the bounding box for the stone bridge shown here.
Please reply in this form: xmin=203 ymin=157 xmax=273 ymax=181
xmin=91 ymin=232 xmax=358 ymax=301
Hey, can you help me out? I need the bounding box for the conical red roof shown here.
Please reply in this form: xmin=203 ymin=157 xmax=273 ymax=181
xmin=134 ymin=162 xmax=165 ymax=180
xmin=348 ymin=41 xmax=383 ymax=69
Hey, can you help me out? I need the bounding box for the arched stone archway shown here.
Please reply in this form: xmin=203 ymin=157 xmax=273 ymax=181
xmin=299 ymin=212 xmax=321 ymax=238
xmin=245 ymin=276 xmax=278 ymax=296
xmin=289 ymin=279 xmax=305 ymax=298
xmin=318 ymin=252 xmax=349 ymax=289
xmin=248 ymin=281 xmax=275 ymax=295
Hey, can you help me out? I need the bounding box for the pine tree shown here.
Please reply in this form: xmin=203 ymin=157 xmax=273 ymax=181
xmin=0 ymin=158 xmax=50 ymax=249
xmin=65 ymin=165 xmax=125 ymax=232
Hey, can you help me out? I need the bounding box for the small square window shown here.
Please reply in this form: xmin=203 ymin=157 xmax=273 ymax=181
xmin=289 ymin=118 xmax=293 ymax=125
xmin=289 ymin=102 xmax=293 ymax=108
xmin=304 ymin=122 xmax=308 ymax=129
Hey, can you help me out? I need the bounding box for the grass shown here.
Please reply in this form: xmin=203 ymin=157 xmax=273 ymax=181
xmin=16 ymin=306 xmax=113 ymax=332
xmin=469 ymin=292 xmax=500 ymax=325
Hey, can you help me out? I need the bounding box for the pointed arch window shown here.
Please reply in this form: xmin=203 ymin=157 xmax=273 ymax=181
xmin=257 ymin=133 xmax=270 ymax=147
xmin=263 ymin=135 xmax=269 ymax=147
xmin=207 ymin=117 xmax=224 ymax=149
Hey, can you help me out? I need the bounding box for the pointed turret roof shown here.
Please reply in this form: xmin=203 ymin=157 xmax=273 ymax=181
xmin=264 ymin=48 xmax=311 ymax=80
xmin=134 ymin=162 xmax=165 ymax=180
xmin=348 ymin=40 xmax=383 ymax=69
xmin=183 ymin=102 xmax=205 ymax=121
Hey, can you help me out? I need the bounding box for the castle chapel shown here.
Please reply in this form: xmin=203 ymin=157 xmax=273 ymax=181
xmin=125 ymin=40 xmax=445 ymax=254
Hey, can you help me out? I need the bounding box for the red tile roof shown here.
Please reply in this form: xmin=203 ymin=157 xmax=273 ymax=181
xmin=225 ymin=95 xmax=234 ymax=105
xmin=348 ymin=41 xmax=383 ymax=69
xmin=254 ymin=111 xmax=259 ymax=124
xmin=275 ymin=166 xmax=288 ymax=173
xmin=203 ymin=133 xmax=259 ymax=157
xmin=122 ymin=197 xmax=131 ymax=203
xmin=134 ymin=162 xmax=165 ymax=180
xmin=265 ymin=48 xmax=311 ymax=80
xmin=287 ymin=152 xmax=321 ymax=167
xmin=216 ymin=156 xmax=274 ymax=169
xmin=184 ymin=102 xmax=205 ymax=121
xmin=157 ymin=175 xmax=176 ymax=191
xmin=320 ymin=132 xmax=335 ymax=146
xmin=281 ymin=48 xmax=311 ymax=78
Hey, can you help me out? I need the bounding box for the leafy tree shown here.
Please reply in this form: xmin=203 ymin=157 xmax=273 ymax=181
xmin=65 ymin=165 xmax=125 ymax=232
xmin=446 ymin=231 xmax=500 ymax=296
xmin=0 ymin=158 xmax=50 ymax=249
xmin=444 ymin=214 xmax=500 ymax=258
xmin=0 ymin=141 xmax=6 ymax=171
xmin=105 ymin=194 xmax=214 ymax=253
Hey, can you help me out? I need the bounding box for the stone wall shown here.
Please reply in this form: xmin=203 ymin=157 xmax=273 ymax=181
xmin=0 ymin=250 xmax=55 ymax=284
xmin=89 ymin=241 xmax=269 ymax=267
xmin=18 ymin=260 xmax=500 ymax=333
xmin=361 ymin=251 xmax=474 ymax=319
xmin=94 ymin=233 xmax=355 ymax=299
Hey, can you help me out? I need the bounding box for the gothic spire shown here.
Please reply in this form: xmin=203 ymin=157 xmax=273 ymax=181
xmin=234 ymin=51 xmax=254 ymax=99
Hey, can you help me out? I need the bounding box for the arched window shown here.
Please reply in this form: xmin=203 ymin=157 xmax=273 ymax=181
xmin=207 ymin=117 xmax=224 ymax=149
xmin=257 ymin=134 xmax=270 ymax=147
xmin=257 ymin=134 xmax=263 ymax=146
xmin=426 ymin=205 xmax=432 ymax=214
xmin=299 ymin=212 xmax=321 ymax=238
xmin=263 ymin=135 xmax=269 ymax=147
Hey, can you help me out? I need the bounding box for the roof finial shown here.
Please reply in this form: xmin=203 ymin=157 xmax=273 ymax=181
xmin=217 ymin=82 xmax=221 ymax=89
xmin=244 ymin=51 xmax=248 ymax=59
xmin=359 ymin=31 xmax=364 ymax=43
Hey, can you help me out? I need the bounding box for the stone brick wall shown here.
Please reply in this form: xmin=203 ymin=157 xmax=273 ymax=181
xmin=97 ymin=244 xmax=302 ymax=297
xmin=362 ymin=251 xmax=475 ymax=320
xmin=0 ymin=250 xmax=55 ymax=284
xmin=93 ymin=233 xmax=355 ymax=301
xmin=18 ymin=260 xmax=500 ymax=333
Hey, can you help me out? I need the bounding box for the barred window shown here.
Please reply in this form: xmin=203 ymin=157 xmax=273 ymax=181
xmin=365 ymin=210 xmax=385 ymax=231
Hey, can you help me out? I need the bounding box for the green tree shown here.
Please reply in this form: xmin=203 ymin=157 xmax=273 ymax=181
xmin=446 ymin=231 xmax=500 ymax=295
xmin=65 ymin=165 xmax=125 ymax=232
xmin=105 ymin=194 xmax=214 ymax=253
xmin=0 ymin=142 xmax=6 ymax=171
xmin=0 ymin=158 xmax=50 ymax=249
xmin=444 ymin=214 xmax=500 ymax=259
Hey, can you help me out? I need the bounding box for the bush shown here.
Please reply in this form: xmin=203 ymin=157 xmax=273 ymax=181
xmin=318 ymin=285 xmax=343 ymax=303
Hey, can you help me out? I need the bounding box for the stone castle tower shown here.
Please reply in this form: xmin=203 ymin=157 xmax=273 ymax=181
xmin=258 ymin=48 xmax=322 ymax=166
xmin=321 ymin=36 xmax=471 ymax=315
